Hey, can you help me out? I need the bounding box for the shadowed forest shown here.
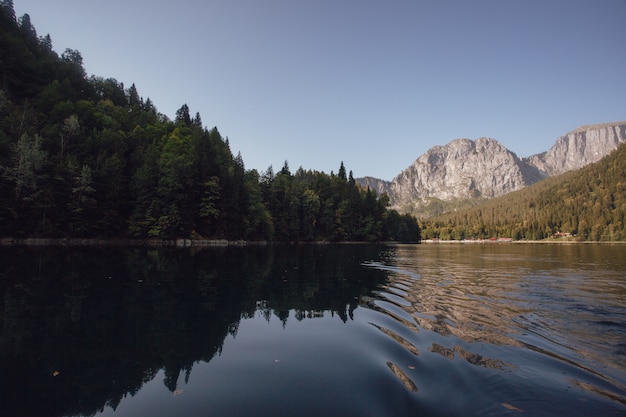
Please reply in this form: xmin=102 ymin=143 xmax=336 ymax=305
xmin=0 ymin=3 xmax=420 ymax=242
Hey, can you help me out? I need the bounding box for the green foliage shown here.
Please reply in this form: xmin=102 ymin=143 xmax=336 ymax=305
xmin=421 ymin=143 xmax=626 ymax=241
xmin=4 ymin=132 xmax=46 ymax=200
xmin=257 ymin=162 xmax=420 ymax=242
xmin=0 ymin=8 xmax=420 ymax=242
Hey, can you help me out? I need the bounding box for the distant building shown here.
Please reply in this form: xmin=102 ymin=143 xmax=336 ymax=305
xmin=487 ymin=237 xmax=512 ymax=243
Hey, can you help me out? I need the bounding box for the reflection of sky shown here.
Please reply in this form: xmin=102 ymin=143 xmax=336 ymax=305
xmin=378 ymin=245 xmax=626 ymax=360
xmin=90 ymin=243 xmax=626 ymax=416
xmin=96 ymin=308 xmax=421 ymax=417
xmin=368 ymin=244 xmax=626 ymax=407
xmin=96 ymin=370 xmax=178 ymax=417
xmin=7 ymin=244 xmax=624 ymax=416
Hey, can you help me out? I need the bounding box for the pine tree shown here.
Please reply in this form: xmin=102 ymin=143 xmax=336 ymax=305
xmin=1 ymin=0 xmax=16 ymax=22
xmin=338 ymin=161 xmax=347 ymax=181
xmin=175 ymin=104 xmax=191 ymax=126
xmin=192 ymin=112 xmax=202 ymax=128
xmin=18 ymin=13 xmax=36 ymax=39
xmin=127 ymin=83 xmax=140 ymax=109
xmin=5 ymin=133 xmax=46 ymax=200
xmin=39 ymin=33 xmax=52 ymax=50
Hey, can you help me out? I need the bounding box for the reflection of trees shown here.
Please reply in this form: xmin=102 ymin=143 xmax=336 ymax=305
xmin=362 ymin=245 xmax=528 ymax=373
xmin=253 ymin=245 xmax=384 ymax=324
xmin=377 ymin=245 xmax=530 ymax=347
xmin=429 ymin=343 xmax=510 ymax=369
xmin=0 ymin=247 xmax=243 ymax=416
xmin=0 ymin=244 xmax=387 ymax=417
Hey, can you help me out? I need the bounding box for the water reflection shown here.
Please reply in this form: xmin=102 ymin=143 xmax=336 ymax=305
xmin=365 ymin=243 xmax=626 ymax=411
xmin=0 ymin=245 xmax=387 ymax=417
xmin=1 ymin=243 xmax=625 ymax=417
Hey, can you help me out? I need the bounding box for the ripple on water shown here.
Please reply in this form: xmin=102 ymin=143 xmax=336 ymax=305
xmin=386 ymin=362 xmax=418 ymax=392
xmin=369 ymin=322 xmax=420 ymax=356
xmin=361 ymin=295 xmax=420 ymax=332
xmin=361 ymin=245 xmax=626 ymax=415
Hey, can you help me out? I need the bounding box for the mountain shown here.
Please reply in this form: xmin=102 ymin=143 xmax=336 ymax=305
xmin=358 ymin=121 xmax=626 ymax=217
xmin=357 ymin=176 xmax=393 ymax=198
xmin=525 ymin=121 xmax=626 ymax=176
xmin=420 ymin=141 xmax=626 ymax=241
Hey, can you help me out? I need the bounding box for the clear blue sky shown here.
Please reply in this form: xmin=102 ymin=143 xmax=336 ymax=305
xmin=14 ymin=0 xmax=626 ymax=180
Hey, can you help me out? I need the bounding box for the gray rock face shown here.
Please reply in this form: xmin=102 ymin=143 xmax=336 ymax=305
xmin=388 ymin=137 xmax=543 ymax=210
xmin=357 ymin=121 xmax=626 ymax=215
xmin=357 ymin=176 xmax=393 ymax=198
xmin=525 ymin=122 xmax=626 ymax=177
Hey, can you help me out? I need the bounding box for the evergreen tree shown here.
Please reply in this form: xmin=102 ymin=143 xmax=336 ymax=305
xmin=192 ymin=111 xmax=202 ymax=128
xmin=39 ymin=33 xmax=52 ymax=51
xmin=5 ymin=133 xmax=46 ymax=201
xmin=338 ymin=161 xmax=347 ymax=181
xmin=1 ymin=0 xmax=16 ymax=22
xmin=127 ymin=83 xmax=140 ymax=109
xmin=61 ymin=48 xmax=84 ymax=72
xmin=0 ymin=8 xmax=422 ymax=242
xmin=18 ymin=13 xmax=36 ymax=39
xmin=175 ymin=104 xmax=191 ymax=126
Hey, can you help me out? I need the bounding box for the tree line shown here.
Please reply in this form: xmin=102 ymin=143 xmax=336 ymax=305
xmin=0 ymin=3 xmax=420 ymax=242
xmin=0 ymin=244 xmax=389 ymax=416
xmin=420 ymin=142 xmax=626 ymax=241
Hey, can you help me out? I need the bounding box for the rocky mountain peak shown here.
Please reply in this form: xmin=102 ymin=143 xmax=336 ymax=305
xmin=357 ymin=121 xmax=626 ymax=217
xmin=524 ymin=121 xmax=626 ymax=176
xmin=388 ymin=137 xmax=541 ymax=210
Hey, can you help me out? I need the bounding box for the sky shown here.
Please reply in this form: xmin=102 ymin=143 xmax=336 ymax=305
xmin=13 ymin=0 xmax=626 ymax=180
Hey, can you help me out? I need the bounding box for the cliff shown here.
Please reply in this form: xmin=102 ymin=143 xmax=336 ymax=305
xmin=525 ymin=122 xmax=626 ymax=176
xmin=357 ymin=121 xmax=626 ymax=217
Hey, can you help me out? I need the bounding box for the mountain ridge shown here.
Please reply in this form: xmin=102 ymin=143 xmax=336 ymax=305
xmin=419 ymin=140 xmax=626 ymax=241
xmin=357 ymin=121 xmax=626 ymax=217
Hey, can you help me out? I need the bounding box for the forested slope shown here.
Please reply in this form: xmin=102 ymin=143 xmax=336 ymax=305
xmin=421 ymin=143 xmax=626 ymax=241
xmin=0 ymin=3 xmax=419 ymax=242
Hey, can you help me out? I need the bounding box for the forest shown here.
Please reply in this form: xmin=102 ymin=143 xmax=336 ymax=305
xmin=420 ymin=142 xmax=626 ymax=241
xmin=0 ymin=3 xmax=420 ymax=242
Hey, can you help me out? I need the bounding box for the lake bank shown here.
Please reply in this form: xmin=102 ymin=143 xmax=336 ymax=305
xmin=0 ymin=238 xmax=398 ymax=247
xmin=0 ymin=237 xmax=251 ymax=247
xmin=421 ymin=238 xmax=626 ymax=244
xmin=3 ymin=237 xmax=623 ymax=247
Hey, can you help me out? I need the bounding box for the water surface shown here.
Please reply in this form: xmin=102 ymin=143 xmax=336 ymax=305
xmin=0 ymin=243 xmax=624 ymax=416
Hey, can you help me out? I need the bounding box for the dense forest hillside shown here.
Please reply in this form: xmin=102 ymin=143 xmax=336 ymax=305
xmin=420 ymin=143 xmax=626 ymax=241
xmin=357 ymin=121 xmax=626 ymax=219
xmin=0 ymin=3 xmax=420 ymax=242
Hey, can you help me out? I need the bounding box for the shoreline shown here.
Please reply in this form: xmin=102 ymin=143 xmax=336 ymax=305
xmin=421 ymin=239 xmax=626 ymax=244
xmin=0 ymin=238 xmax=410 ymax=247
xmin=1 ymin=237 xmax=624 ymax=247
xmin=0 ymin=237 xmax=255 ymax=247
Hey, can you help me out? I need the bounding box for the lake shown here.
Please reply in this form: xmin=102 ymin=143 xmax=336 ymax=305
xmin=0 ymin=243 xmax=625 ymax=416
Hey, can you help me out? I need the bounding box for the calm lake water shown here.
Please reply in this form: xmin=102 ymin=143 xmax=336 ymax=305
xmin=0 ymin=243 xmax=625 ymax=417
